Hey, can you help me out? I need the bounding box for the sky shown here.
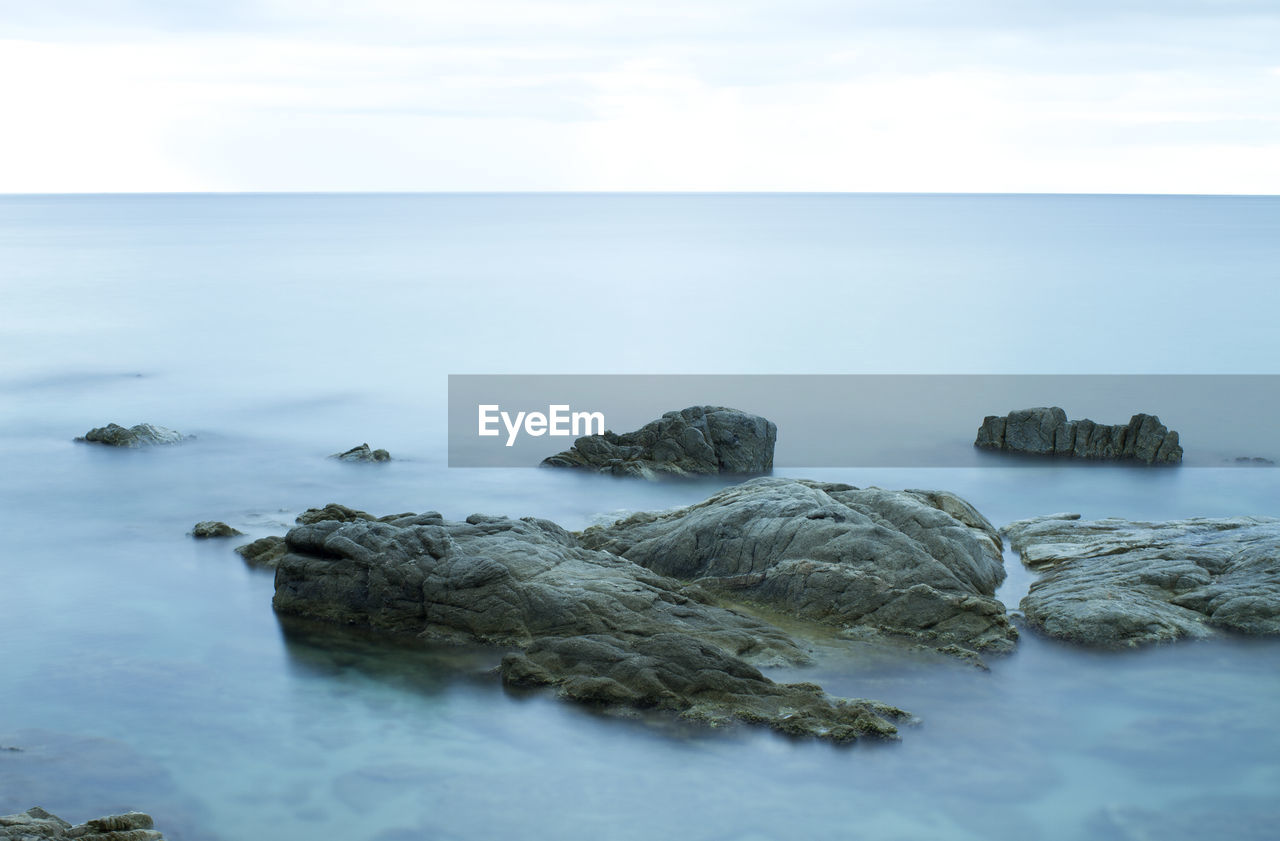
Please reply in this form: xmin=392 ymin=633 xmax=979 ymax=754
xmin=0 ymin=0 xmax=1277 ymax=193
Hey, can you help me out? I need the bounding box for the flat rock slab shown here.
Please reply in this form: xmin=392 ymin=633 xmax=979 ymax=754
xmin=975 ymin=407 xmax=1181 ymax=463
xmin=272 ymin=506 xmax=909 ymax=741
xmin=75 ymin=423 xmax=184 ymax=448
xmin=580 ymin=477 xmax=1017 ymax=653
xmin=1004 ymin=513 xmax=1280 ymax=647
xmin=0 ymin=807 xmax=164 ymax=840
xmin=541 ymin=405 xmax=776 ymax=478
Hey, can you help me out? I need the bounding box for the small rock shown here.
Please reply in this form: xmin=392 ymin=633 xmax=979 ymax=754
xmin=234 ymin=536 xmax=288 ymax=568
xmin=191 ymin=521 xmax=243 ymax=538
xmin=329 ymin=443 xmax=391 ymax=462
xmin=76 ymin=423 xmax=184 ymax=448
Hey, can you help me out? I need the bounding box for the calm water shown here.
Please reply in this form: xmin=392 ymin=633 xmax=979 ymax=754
xmin=1 ymin=194 xmax=1278 ymax=841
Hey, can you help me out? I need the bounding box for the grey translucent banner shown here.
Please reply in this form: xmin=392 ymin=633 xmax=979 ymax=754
xmin=447 ymin=375 xmax=1279 ymax=468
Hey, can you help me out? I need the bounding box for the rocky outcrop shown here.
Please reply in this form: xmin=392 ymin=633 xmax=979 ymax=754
xmin=75 ymin=423 xmax=184 ymax=448
xmin=1004 ymin=513 xmax=1280 ymax=647
xmin=191 ymin=521 xmax=242 ymax=538
xmin=975 ymin=407 xmax=1181 ymax=464
xmin=235 ymin=535 xmax=287 ymax=568
xmin=271 ymin=507 xmax=910 ymax=741
xmin=330 ymin=443 xmax=390 ymax=462
xmin=541 ymin=406 xmax=775 ymax=478
xmin=579 ymin=478 xmax=1017 ymax=653
xmin=0 ymin=807 xmax=165 ymax=840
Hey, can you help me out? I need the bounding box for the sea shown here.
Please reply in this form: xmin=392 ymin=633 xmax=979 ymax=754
xmin=1 ymin=193 xmax=1277 ymax=841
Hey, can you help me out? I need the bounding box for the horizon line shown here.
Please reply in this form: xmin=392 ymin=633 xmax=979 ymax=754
xmin=2 ymin=190 xmax=1278 ymax=198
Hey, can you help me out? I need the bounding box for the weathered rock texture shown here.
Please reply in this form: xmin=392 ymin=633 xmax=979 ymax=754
xmin=191 ymin=521 xmax=242 ymax=538
xmin=975 ymin=407 xmax=1181 ymax=464
xmin=235 ymin=535 xmax=287 ymax=568
xmin=0 ymin=807 xmax=164 ymax=840
xmin=330 ymin=443 xmax=390 ymax=463
xmin=75 ymin=423 xmax=184 ymax=448
xmin=271 ymin=506 xmax=910 ymax=741
xmin=541 ymin=406 xmax=776 ymax=478
xmin=580 ymin=478 xmax=1017 ymax=653
xmin=1004 ymin=513 xmax=1280 ymax=647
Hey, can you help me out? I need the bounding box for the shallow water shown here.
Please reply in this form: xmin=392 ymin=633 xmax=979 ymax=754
xmin=1 ymin=194 xmax=1278 ymax=841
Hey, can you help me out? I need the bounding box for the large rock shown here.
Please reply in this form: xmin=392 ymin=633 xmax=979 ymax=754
xmin=975 ymin=407 xmax=1182 ymax=463
xmin=579 ymin=477 xmax=1017 ymax=653
xmin=272 ymin=507 xmax=909 ymax=741
xmin=0 ymin=807 xmax=164 ymax=840
xmin=75 ymin=423 xmax=184 ymax=448
xmin=541 ymin=405 xmax=776 ymax=478
xmin=1004 ymin=513 xmax=1280 ymax=647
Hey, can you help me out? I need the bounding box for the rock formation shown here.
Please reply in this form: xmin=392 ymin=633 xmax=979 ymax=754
xmin=975 ymin=407 xmax=1181 ymax=463
xmin=75 ymin=423 xmax=184 ymax=448
xmin=541 ymin=406 xmax=775 ymax=478
xmin=580 ymin=478 xmax=1016 ymax=653
xmin=271 ymin=506 xmax=911 ymax=741
xmin=191 ymin=521 xmax=242 ymax=538
xmin=0 ymin=807 xmax=165 ymax=840
xmin=329 ymin=443 xmax=390 ymax=462
xmin=1004 ymin=513 xmax=1280 ymax=647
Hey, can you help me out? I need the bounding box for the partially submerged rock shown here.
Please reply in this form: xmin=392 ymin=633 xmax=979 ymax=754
xmin=191 ymin=521 xmax=242 ymax=538
xmin=235 ymin=535 xmax=287 ymax=568
xmin=975 ymin=407 xmax=1181 ymax=464
xmin=1004 ymin=513 xmax=1280 ymax=647
xmin=0 ymin=807 xmax=164 ymax=840
xmin=272 ymin=506 xmax=909 ymax=741
xmin=580 ymin=477 xmax=1017 ymax=653
xmin=76 ymin=422 xmax=184 ymax=448
xmin=541 ymin=405 xmax=776 ymax=478
xmin=330 ymin=443 xmax=390 ymax=462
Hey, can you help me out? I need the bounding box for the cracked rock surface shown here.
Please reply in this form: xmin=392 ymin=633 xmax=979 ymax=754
xmin=975 ymin=407 xmax=1181 ymax=463
xmin=0 ymin=807 xmax=164 ymax=840
xmin=1004 ymin=513 xmax=1280 ymax=647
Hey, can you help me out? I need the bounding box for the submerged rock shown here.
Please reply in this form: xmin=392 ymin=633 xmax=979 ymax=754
xmin=1004 ymin=513 xmax=1280 ymax=647
xmin=541 ymin=405 xmax=776 ymax=478
xmin=580 ymin=477 xmax=1017 ymax=653
xmin=975 ymin=407 xmax=1181 ymax=464
xmin=76 ymin=422 xmax=184 ymax=448
xmin=330 ymin=443 xmax=391 ymax=462
xmin=191 ymin=521 xmax=242 ymax=538
xmin=272 ymin=506 xmax=909 ymax=741
xmin=0 ymin=807 xmax=165 ymax=840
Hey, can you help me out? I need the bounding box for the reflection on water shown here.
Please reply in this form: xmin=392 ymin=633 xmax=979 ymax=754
xmin=2 ymin=195 xmax=1279 ymax=841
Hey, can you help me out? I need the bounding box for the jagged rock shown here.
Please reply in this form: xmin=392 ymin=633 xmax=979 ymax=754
xmin=0 ymin=807 xmax=164 ymax=839
xmin=271 ymin=507 xmax=909 ymax=741
xmin=191 ymin=521 xmax=242 ymax=538
xmin=234 ymin=535 xmax=287 ymax=568
xmin=1003 ymin=513 xmax=1280 ymax=647
xmin=579 ymin=477 xmax=1017 ymax=653
xmin=541 ymin=405 xmax=775 ymax=478
xmin=75 ymin=423 xmax=184 ymax=448
xmin=975 ymin=407 xmax=1182 ymax=463
xmin=329 ymin=443 xmax=390 ymax=462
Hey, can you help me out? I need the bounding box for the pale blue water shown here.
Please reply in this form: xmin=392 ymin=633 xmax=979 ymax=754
xmin=1 ymin=194 xmax=1278 ymax=841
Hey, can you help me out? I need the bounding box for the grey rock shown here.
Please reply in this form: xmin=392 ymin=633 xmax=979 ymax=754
xmin=1003 ymin=514 xmax=1280 ymax=647
xmin=234 ymin=535 xmax=287 ymax=568
xmin=191 ymin=521 xmax=242 ymax=538
xmin=0 ymin=807 xmax=164 ymax=840
xmin=579 ymin=477 xmax=1016 ymax=653
xmin=75 ymin=423 xmax=184 ymax=448
xmin=330 ymin=443 xmax=391 ymax=462
xmin=272 ymin=507 xmax=910 ymax=741
xmin=975 ymin=408 xmax=1182 ymax=464
xmin=541 ymin=405 xmax=776 ymax=478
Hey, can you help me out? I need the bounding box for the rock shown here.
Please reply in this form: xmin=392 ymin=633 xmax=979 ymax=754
xmin=1234 ymin=456 xmax=1275 ymax=466
xmin=1003 ymin=514 xmax=1280 ymax=647
xmin=234 ymin=535 xmax=287 ymax=568
xmin=75 ymin=423 xmax=184 ymax=448
xmin=579 ymin=477 xmax=1017 ymax=653
xmin=974 ymin=408 xmax=1182 ymax=464
xmin=0 ymin=807 xmax=164 ymax=840
xmin=191 ymin=521 xmax=242 ymax=538
xmin=330 ymin=443 xmax=390 ymax=462
xmin=271 ymin=507 xmax=910 ymax=741
xmin=541 ymin=405 xmax=776 ymax=478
